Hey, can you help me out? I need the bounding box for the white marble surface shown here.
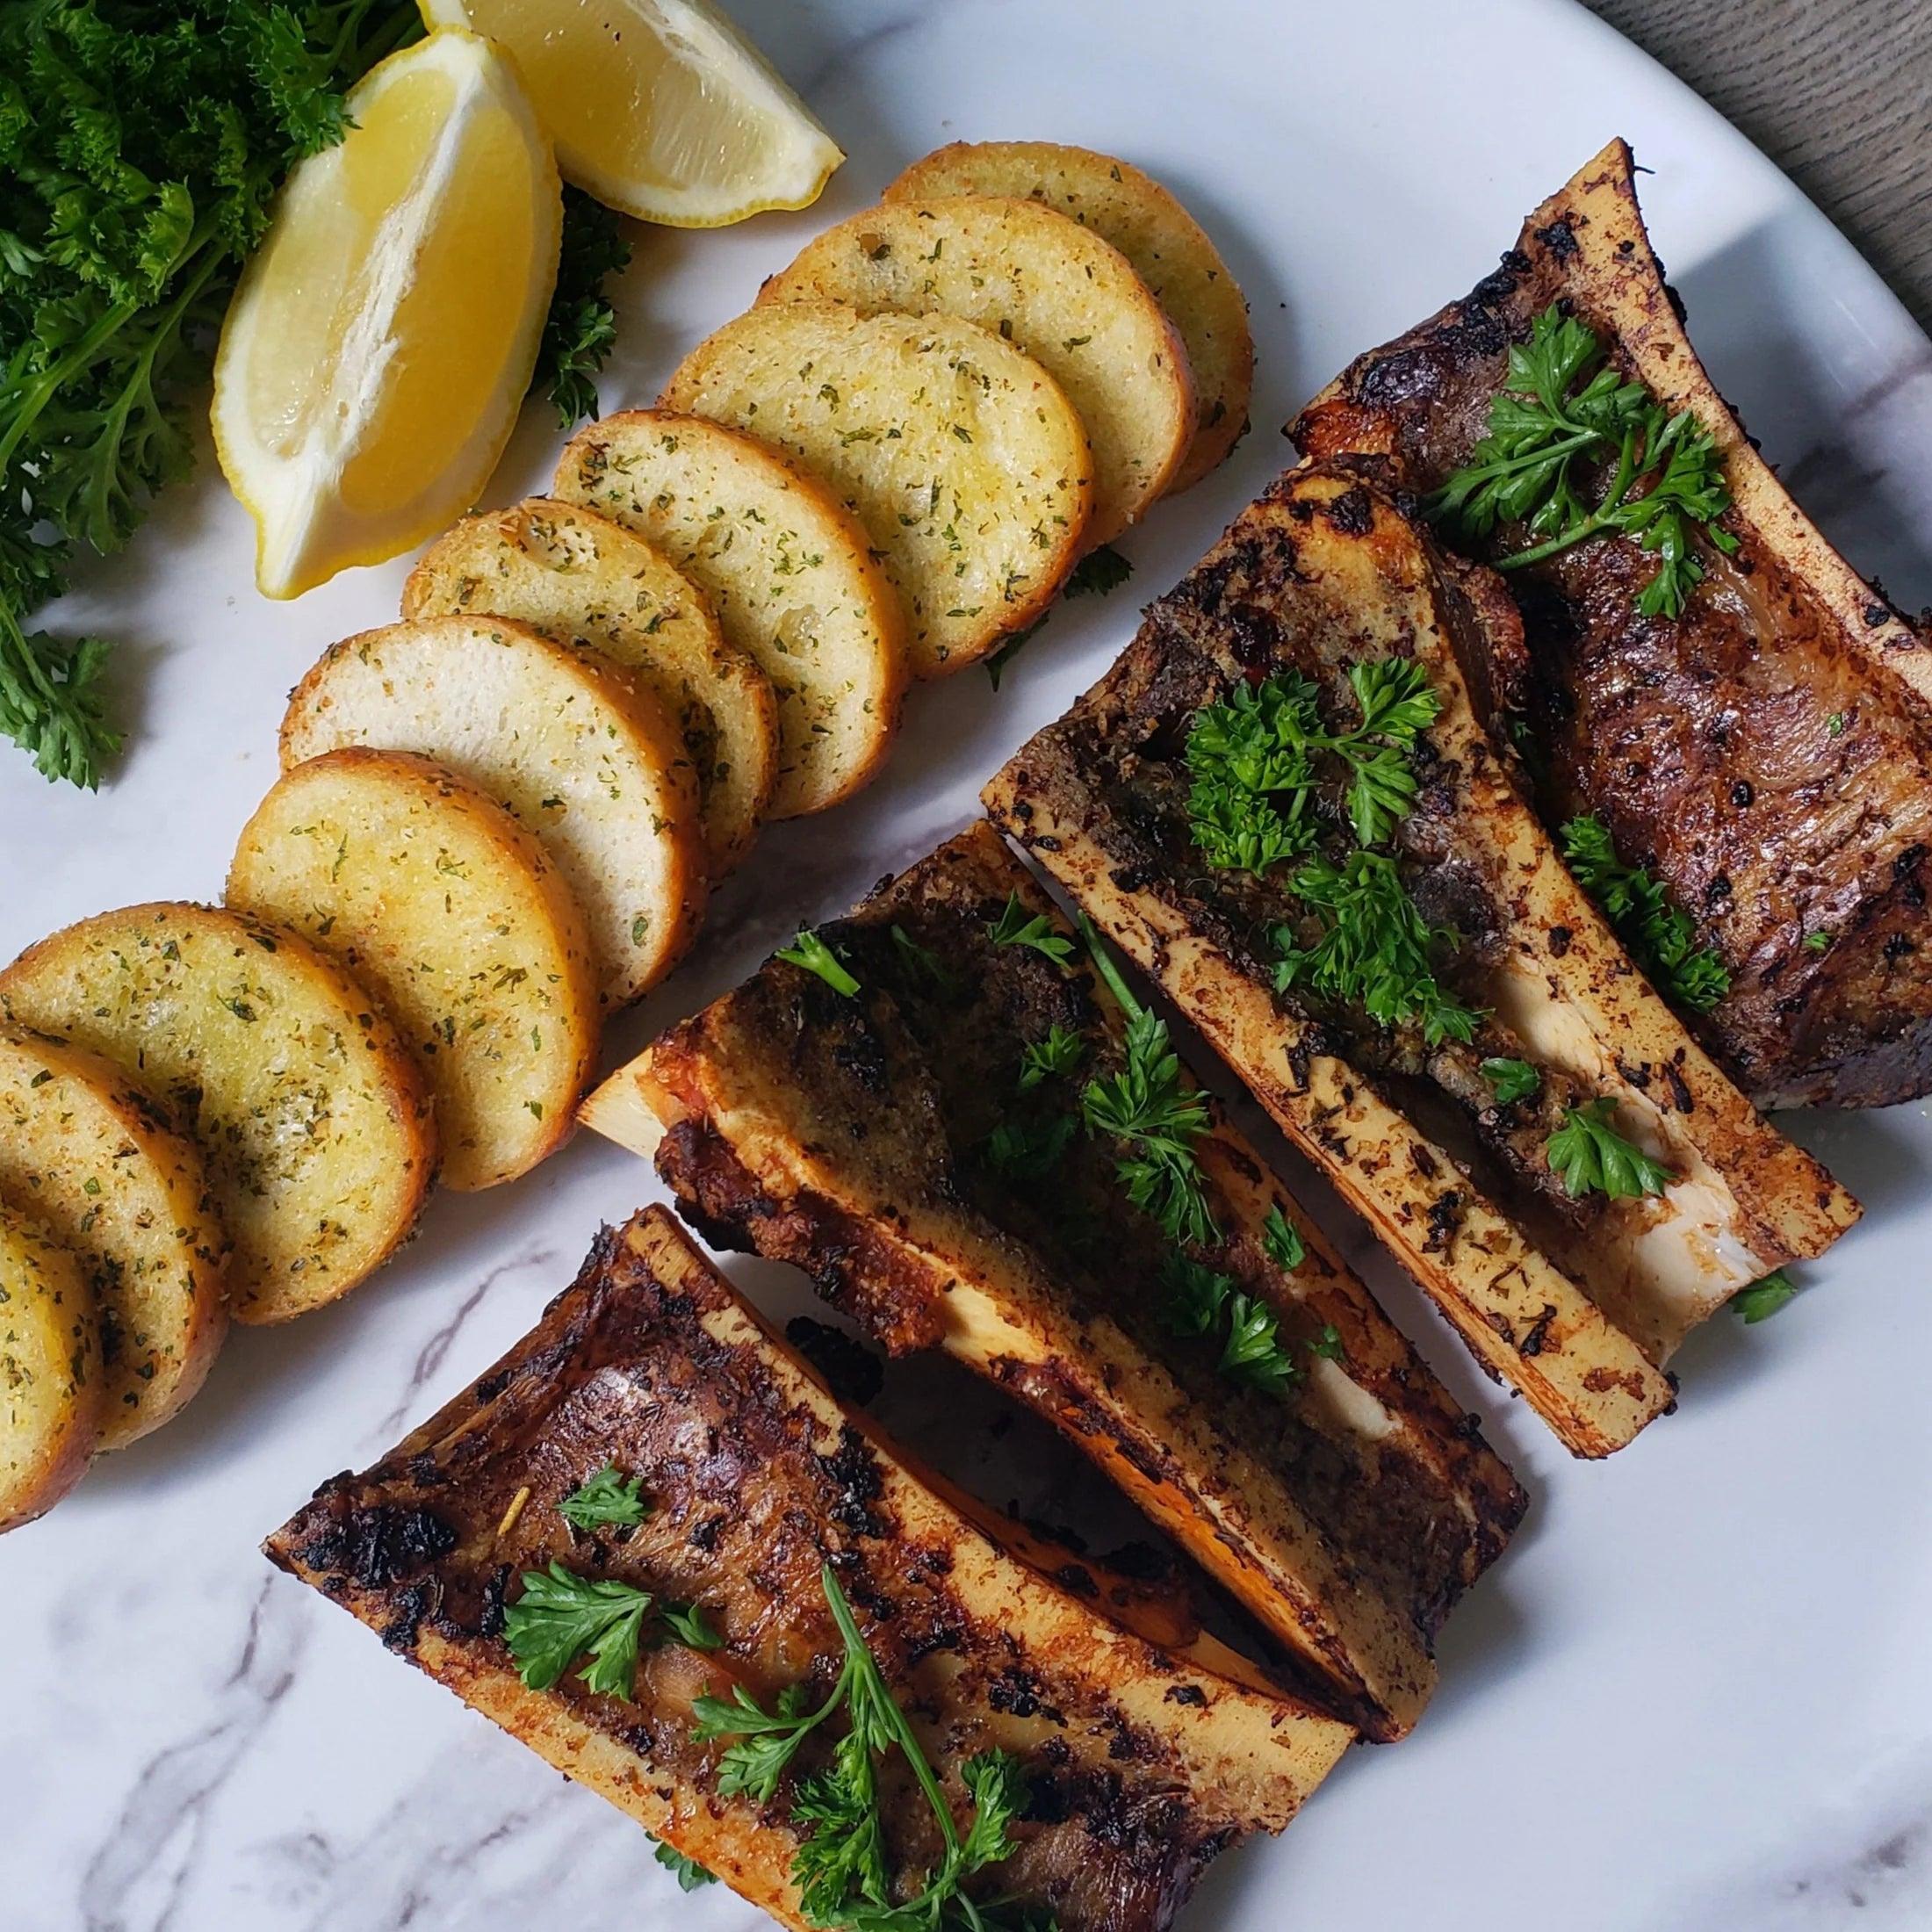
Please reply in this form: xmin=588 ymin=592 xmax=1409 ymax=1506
xmin=4 ymin=2 xmax=1931 ymax=1928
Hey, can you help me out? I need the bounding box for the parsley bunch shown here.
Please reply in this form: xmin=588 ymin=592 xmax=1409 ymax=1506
xmin=1429 ymin=304 xmax=1739 ymax=618
xmin=694 ymin=1565 xmax=1044 ymax=1931
xmin=0 ymin=1 xmax=625 ymax=788
xmin=1272 ymin=852 xmax=1481 ymax=1047
xmin=1560 ymin=815 xmax=1731 ymax=1013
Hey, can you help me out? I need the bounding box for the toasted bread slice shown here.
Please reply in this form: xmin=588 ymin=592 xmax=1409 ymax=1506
xmin=0 ymin=904 xmax=432 ymax=1324
xmin=0 ymin=1206 xmax=99 ymax=1532
xmin=279 ymin=615 xmax=703 ymax=1006
xmin=228 ymin=750 xmax=598 ymax=1192
xmin=663 ymin=303 xmax=1094 ymax=677
xmin=554 ymin=410 xmax=904 ymax=817
xmin=589 ymin=825 xmax=1525 ymax=1737
xmin=267 ymin=1208 xmax=1352 ymax=1929
xmin=885 ymin=144 xmax=1251 ymax=490
xmin=404 ymin=498 xmax=779 ymax=875
xmin=0 ymin=1026 xmax=227 ymax=1448
xmin=758 ymin=196 xmax=1191 ymax=543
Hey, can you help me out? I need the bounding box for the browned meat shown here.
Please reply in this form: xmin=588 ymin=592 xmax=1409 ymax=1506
xmin=984 ymin=465 xmax=1857 ymax=1458
xmin=1292 ymin=137 xmax=1932 ymax=1108
xmin=265 ymin=1208 xmax=1352 ymax=1932
xmin=584 ymin=825 xmax=1525 ymax=1738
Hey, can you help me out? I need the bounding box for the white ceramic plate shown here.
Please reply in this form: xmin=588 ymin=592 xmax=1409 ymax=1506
xmin=4 ymin=3 xmax=1929 ymax=1928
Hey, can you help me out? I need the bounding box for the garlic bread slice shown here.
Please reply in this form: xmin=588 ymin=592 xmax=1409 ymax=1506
xmin=885 ymin=143 xmax=1251 ymax=490
xmin=405 ymin=499 xmax=779 ymax=875
xmin=228 ymin=749 xmax=598 ymax=1193
xmin=554 ymin=410 xmax=904 ymax=816
xmin=0 ymin=904 xmax=432 ymax=1325
xmin=0 ymin=1206 xmax=100 ymax=1532
xmin=280 ymin=615 xmax=703 ymax=1005
xmin=661 ymin=304 xmax=1093 ymax=677
xmin=757 ymin=196 xmax=1189 ymax=544
xmin=0 ymin=1026 xmax=227 ymax=1448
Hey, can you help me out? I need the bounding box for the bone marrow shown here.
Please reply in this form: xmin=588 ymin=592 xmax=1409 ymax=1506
xmin=587 ymin=825 xmax=1525 ymax=1737
xmin=983 ymin=466 xmax=1857 ymax=1457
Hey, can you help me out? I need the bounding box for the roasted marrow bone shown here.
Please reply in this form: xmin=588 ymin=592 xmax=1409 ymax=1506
xmin=983 ymin=468 xmax=1857 ymax=1458
xmin=1293 ymin=137 xmax=1932 ymax=1109
xmin=266 ymin=1209 xmax=1350 ymax=1932
xmin=586 ymin=825 xmax=1525 ymax=1738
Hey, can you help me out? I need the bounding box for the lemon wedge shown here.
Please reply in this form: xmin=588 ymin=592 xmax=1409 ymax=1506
xmin=420 ymin=0 xmax=843 ymax=226
xmin=213 ymin=28 xmax=561 ymax=599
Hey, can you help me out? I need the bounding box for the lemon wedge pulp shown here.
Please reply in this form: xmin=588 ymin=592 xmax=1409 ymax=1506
xmin=213 ymin=28 xmax=561 ymax=598
xmin=420 ymin=0 xmax=843 ymax=226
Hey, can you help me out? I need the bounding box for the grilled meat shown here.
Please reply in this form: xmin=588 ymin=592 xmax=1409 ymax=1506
xmin=585 ymin=825 xmax=1525 ymax=1738
xmin=1293 ymin=138 xmax=1932 ymax=1108
xmin=984 ymin=466 xmax=1857 ymax=1458
xmin=266 ymin=1208 xmax=1351 ymax=1932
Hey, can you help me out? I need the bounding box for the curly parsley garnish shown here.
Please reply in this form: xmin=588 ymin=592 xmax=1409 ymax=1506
xmin=1560 ymin=815 xmax=1731 ymax=1013
xmin=652 ymin=1840 xmax=717 ymax=1892
xmin=1731 ymin=1269 xmax=1799 ymax=1323
xmin=557 ymin=1464 xmax=650 ymax=1531
xmin=1077 ymin=919 xmax=1219 ymax=1250
xmin=1428 ymin=304 xmax=1739 ymax=617
xmin=1019 ymin=1022 xmax=1085 ymax=1090
xmin=1480 ymin=1056 xmax=1542 ymax=1105
xmin=777 ymin=931 xmax=861 ymax=997
xmin=692 ymin=1565 xmax=1038 ymax=1929
xmin=1261 ymin=1202 xmax=1307 ymax=1272
xmin=987 ymin=891 xmax=1077 ymax=966
xmin=1184 ymin=658 xmax=1444 ymax=872
xmin=1545 ymin=1099 xmax=1675 ymax=1200
xmin=1273 ymin=853 xmax=1482 ymax=1046
xmin=503 ymin=1562 xmax=655 ymax=1700
xmin=1161 ymin=1255 xmax=1338 ymax=1395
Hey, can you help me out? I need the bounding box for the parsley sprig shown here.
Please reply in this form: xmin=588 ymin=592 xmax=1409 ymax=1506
xmin=1076 ymin=919 xmax=1219 ymax=1250
xmin=779 ymin=931 xmax=861 ymax=997
xmin=1560 ymin=816 xmax=1731 ymax=1013
xmin=503 ymin=1561 xmax=656 ymax=1700
xmin=1429 ymin=305 xmax=1739 ymax=618
xmin=558 ymin=1463 xmax=649 ymax=1530
xmin=1272 ymin=853 xmax=1482 ymax=1046
xmin=1018 ymin=1023 xmax=1085 ymax=1090
xmin=1731 ymin=1268 xmax=1799 ymax=1323
xmin=693 ymin=1565 xmax=1040 ymax=1930
xmin=987 ymin=892 xmax=1077 ymax=966
xmin=652 ymin=1840 xmax=717 ymax=1892
xmin=1545 ymin=1099 xmax=1675 ymax=1200
xmin=1161 ymin=1255 xmax=1341 ymax=1395
xmin=1184 ymin=659 xmax=1444 ymax=872
xmin=0 ymin=2 xmax=627 ymax=788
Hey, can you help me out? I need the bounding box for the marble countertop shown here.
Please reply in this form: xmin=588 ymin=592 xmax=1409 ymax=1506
xmin=4 ymin=3 xmax=1931 ymax=1929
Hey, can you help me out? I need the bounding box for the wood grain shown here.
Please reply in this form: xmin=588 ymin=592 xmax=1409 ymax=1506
xmin=1589 ymin=0 xmax=1932 ymax=332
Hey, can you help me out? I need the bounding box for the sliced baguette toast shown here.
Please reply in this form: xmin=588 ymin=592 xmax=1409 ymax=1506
xmin=405 ymin=497 xmax=779 ymax=874
xmin=0 ymin=1205 xmax=100 ymax=1531
xmin=984 ymin=465 xmax=1859 ymax=1455
xmin=266 ymin=1208 xmax=1352 ymax=1931
xmin=554 ymin=410 xmax=904 ymax=818
xmin=760 ymin=194 xmax=1193 ymax=542
xmin=0 ymin=903 xmax=433 ymax=1324
xmin=885 ymin=142 xmax=1252 ymax=490
xmin=228 ymin=749 xmax=598 ymax=1192
xmin=660 ymin=304 xmax=1093 ymax=678
xmin=0 ymin=1025 xmax=227 ymax=1447
xmin=585 ymin=824 xmax=1525 ymax=1737
xmin=279 ymin=614 xmax=703 ymax=1006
